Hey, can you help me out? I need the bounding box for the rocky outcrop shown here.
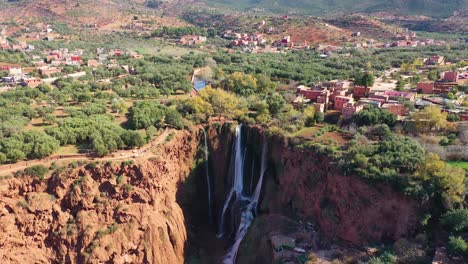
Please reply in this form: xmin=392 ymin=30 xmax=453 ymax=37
xmin=0 ymin=129 xmax=200 ymax=264
xmin=263 ymin=132 xmax=422 ymax=245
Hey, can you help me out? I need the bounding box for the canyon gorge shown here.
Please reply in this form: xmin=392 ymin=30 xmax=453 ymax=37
xmin=0 ymin=123 xmax=424 ymax=263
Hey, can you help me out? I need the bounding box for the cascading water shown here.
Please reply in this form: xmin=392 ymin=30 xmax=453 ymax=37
xmin=202 ymin=128 xmax=213 ymax=223
xmin=218 ymin=124 xmax=268 ymax=264
xmin=217 ymin=125 xmax=245 ymax=238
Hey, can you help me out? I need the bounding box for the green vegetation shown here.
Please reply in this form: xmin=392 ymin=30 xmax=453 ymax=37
xmin=15 ymin=165 xmax=49 ymax=180
xmin=129 ymin=101 xmax=184 ymax=130
xmin=448 ymin=236 xmax=468 ymax=257
xmin=352 ymin=106 xmax=396 ymax=127
xmin=441 ymin=209 xmax=468 ymax=233
xmin=447 ymin=161 xmax=468 ymax=171
xmin=152 ymin=26 xmax=205 ymax=38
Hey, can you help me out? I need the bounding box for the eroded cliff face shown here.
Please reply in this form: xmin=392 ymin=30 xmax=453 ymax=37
xmin=260 ymin=132 xmax=422 ymax=246
xmin=0 ymin=129 xmax=199 ymax=264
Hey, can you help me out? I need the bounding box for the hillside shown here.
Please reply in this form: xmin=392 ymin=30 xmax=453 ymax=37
xmin=199 ymin=0 xmax=467 ymax=17
xmin=0 ymin=0 xmax=188 ymax=30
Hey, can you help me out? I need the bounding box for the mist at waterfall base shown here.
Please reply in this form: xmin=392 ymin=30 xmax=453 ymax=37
xmin=215 ymin=125 xmax=269 ymax=264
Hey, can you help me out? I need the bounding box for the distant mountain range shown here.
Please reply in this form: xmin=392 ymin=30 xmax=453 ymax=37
xmin=201 ymin=0 xmax=467 ymax=17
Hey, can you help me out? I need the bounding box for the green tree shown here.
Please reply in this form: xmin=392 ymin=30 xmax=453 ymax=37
xmin=441 ymin=209 xmax=468 ymax=232
xmin=448 ymin=236 xmax=467 ymax=256
xmin=122 ymin=131 xmax=146 ymax=148
xmin=111 ymin=98 xmax=129 ymax=115
xmin=353 ymin=106 xmax=397 ymax=127
xmin=412 ymin=106 xmax=447 ymax=133
xmin=427 ymin=68 xmax=441 ymax=81
xmin=266 ymin=93 xmax=286 ymax=116
xmin=356 ymin=72 xmax=375 ymax=88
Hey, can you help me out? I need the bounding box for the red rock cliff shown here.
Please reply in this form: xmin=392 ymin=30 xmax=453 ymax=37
xmin=0 ymin=129 xmax=199 ymax=264
xmin=262 ymin=133 xmax=422 ymax=245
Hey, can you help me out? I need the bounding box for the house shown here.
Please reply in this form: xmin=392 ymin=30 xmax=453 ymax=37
xmin=382 ymin=102 xmax=407 ymax=116
xmin=425 ymin=55 xmax=444 ymax=66
xmin=313 ymin=102 xmax=325 ymax=113
xmin=342 ymin=102 xmax=363 ymax=120
xmin=0 ymin=64 xmax=22 ymax=75
xmin=382 ymin=91 xmax=416 ymax=101
xmin=316 ymin=90 xmax=330 ymax=105
xmin=417 ymin=82 xmax=435 ymax=94
xmin=179 ymin=35 xmax=207 ymax=46
xmin=297 ymin=85 xmax=327 ymax=101
xmin=276 ymin=36 xmax=293 ymax=48
xmin=359 ymin=98 xmax=385 ymax=107
xmin=109 ymin=49 xmax=124 ymax=56
xmin=132 ymin=54 xmax=144 ymax=59
xmin=353 ymin=85 xmax=371 ymax=98
xmin=434 ymin=81 xmax=457 ymax=94
xmin=334 ymin=95 xmax=354 ymax=111
xmin=292 ymin=95 xmax=310 ymax=108
xmin=443 ymin=71 xmax=459 ymax=83
xmin=39 ymin=66 xmax=61 ymax=77
xmin=21 ymin=77 xmax=42 ymax=88
xmin=87 ymin=59 xmax=101 ymax=68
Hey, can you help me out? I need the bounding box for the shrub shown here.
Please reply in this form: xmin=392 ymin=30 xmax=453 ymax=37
xmin=441 ymin=209 xmax=468 ymax=232
xmin=448 ymin=236 xmax=468 ymax=256
xmin=18 ymin=165 xmax=49 ymax=180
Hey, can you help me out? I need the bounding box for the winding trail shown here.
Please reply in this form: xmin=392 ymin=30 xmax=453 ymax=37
xmin=0 ymin=128 xmax=171 ymax=176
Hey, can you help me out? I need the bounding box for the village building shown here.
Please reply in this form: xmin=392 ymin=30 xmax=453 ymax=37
xmin=425 ymin=55 xmax=444 ymax=66
xmin=417 ymin=82 xmax=435 ymax=94
xmin=382 ymin=102 xmax=407 ymax=116
xmin=359 ymin=98 xmax=385 ymax=107
xmin=87 ymin=59 xmax=101 ymax=68
xmin=21 ymin=77 xmax=42 ymax=88
xmin=292 ymin=95 xmax=310 ymax=108
xmin=39 ymin=66 xmax=61 ymax=76
xmin=372 ymin=91 xmax=416 ymax=101
xmin=434 ymin=81 xmax=458 ymax=94
xmin=443 ymin=71 xmax=459 ymax=83
xmin=179 ymin=35 xmax=207 ymax=46
xmin=353 ymin=85 xmax=371 ymax=98
xmin=342 ymin=102 xmax=363 ymax=119
xmin=313 ymin=102 xmax=325 ymax=113
xmin=334 ymin=95 xmax=354 ymax=111
xmin=296 ymin=85 xmax=328 ymax=101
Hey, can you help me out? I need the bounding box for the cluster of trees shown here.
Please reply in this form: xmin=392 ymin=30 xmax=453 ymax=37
xmin=354 ymin=72 xmax=375 ymax=87
xmin=151 ymin=26 xmax=205 ymax=38
xmin=352 ymin=106 xmax=397 ymax=127
xmin=0 ymin=131 xmax=59 ymax=163
xmin=178 ymin=86 xmax=247 ymax=123
xmin=411 ymin=106 xmax=449 ymax=133
xmin=441 ymin=209 xmax=468 ymax=257
xmin=45 ymin=115 xmax=145 ymax=156
xmin=129 ymin=101 xmax=184 ymax=130
xmin=219 ymin=71 xmax=276 ymax=96
xmin=343 ymin=128 xmax=467 ymax=209
xmin=344 ymin=132 xmax=425 ymax=184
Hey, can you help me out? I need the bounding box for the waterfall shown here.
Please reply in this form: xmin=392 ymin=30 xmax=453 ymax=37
xmin=221 ymin=131 xmax=268 ymax=264
xmin=217 ymin=125 xmax=245 ymax=238
xmin=202 ymin=128 xmax=212 ymax=224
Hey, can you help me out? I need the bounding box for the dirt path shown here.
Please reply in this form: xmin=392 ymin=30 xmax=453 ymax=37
xmin=0 ymin=129 xmax=172 ymax=176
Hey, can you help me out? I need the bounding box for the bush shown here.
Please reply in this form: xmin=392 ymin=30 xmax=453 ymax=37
xmin=352 ymin=105 xmax=396 ymax=127
xmin=441 ymin=209 xmax=468 ymax=232
xmin=18 ymin=165 xmax=49 ymax=180
xmin=448 ymin=236 xmax=468 ymax=256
